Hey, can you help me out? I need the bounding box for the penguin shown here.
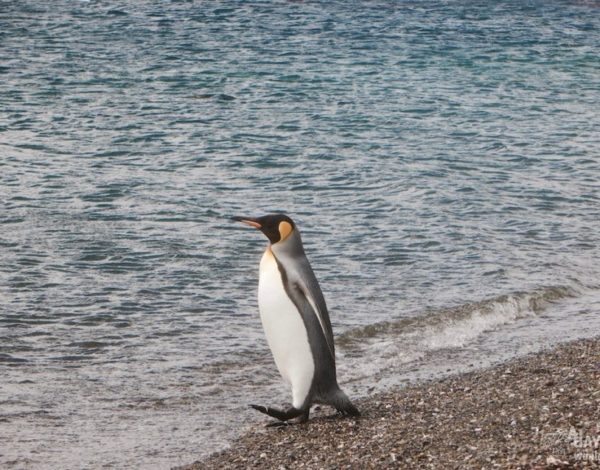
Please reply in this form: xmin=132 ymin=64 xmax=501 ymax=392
xmin=232 ymin=213 xmax=359 ymax=424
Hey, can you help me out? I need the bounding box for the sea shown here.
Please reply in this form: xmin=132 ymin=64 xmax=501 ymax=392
xmin=1 ymin=1 xmax=600 ymax=468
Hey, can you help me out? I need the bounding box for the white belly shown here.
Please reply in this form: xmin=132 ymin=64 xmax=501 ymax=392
xmin=258 ymin=248 xmax=314 ymax=409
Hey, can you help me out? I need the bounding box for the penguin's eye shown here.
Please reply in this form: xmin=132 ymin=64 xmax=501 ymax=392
xmin=278 ymin=221 xmax=293 ymax=242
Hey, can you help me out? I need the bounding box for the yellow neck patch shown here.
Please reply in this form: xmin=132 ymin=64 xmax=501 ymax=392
xmin=278 ymin=221 xmax=293 ymax=242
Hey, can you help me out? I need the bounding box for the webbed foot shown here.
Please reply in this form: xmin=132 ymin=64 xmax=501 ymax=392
xmin=249 ymin=404 xmax=309 ymax=424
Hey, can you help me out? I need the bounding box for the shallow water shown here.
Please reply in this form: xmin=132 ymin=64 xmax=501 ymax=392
xmin=1 ymin=1 xmax=600 ymax=468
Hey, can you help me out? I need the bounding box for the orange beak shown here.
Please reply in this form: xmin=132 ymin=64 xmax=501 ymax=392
xmin=231 ymin=216 xmax=262 ymax=229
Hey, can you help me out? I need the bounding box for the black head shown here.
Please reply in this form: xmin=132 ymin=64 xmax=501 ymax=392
xmin=231 ymin=213 xmax=296 ymax=244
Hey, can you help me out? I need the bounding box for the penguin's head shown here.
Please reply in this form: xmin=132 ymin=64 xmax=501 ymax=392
xmin=231 ymin=213 xmax=296 ymax=245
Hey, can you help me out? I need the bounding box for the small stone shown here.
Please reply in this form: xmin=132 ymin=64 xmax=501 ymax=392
xmin=546 ymin=455 xmax=566 ymax=465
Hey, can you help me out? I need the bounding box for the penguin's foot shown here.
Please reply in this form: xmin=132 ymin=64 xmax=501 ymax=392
xmin=323 ymin=405 xmax=360 ymax=420
xmin=249 ymin=404 xmax=307 ymax=423
xmin=265 ymin=421 xmax=290 ymax=428
xmin=337 ymin=407 xmax=360 ymax=417
xmin=336 ymin=403 xmax=361 ymax=417
xmin=296 ymin=409 xmax=310 ymax=423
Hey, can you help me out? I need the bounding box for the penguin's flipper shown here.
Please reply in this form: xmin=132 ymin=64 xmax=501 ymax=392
xmin=292 ymin=275 xmax=336 ymax=362
xmin=249 ymin=404 xmax=305 ymax=422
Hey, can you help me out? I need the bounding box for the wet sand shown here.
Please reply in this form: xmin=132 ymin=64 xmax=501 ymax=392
xmin=180 ymin=338 xmax=600 ymax=469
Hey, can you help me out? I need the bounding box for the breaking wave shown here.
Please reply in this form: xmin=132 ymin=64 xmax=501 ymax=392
xmin=338 ymin=285 xmax=576 ymax=349
xmin=333 ymin=285 xmax=584 ymax=385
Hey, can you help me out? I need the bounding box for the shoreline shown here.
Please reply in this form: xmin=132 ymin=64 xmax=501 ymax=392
xmin=180 ymin=337 xmax=600 ymax=469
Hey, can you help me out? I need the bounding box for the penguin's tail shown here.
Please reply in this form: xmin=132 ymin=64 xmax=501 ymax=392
xmin=329 ymin=388 xmax=360 ymax=417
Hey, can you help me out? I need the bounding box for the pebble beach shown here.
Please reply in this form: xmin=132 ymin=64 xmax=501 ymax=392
xmin=181 ymin=338 xmax=600 ymax=469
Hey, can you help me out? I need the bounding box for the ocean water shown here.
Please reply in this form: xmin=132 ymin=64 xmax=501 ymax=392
xmin=1 ymin=1 xmax=600 ymax=468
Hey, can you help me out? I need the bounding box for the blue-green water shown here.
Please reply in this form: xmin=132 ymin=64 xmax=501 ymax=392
xmin=1 ymin=1 xmax=600 ymax=468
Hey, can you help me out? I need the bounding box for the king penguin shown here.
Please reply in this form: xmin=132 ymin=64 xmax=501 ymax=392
xmin=232 ymin=213 xmax=359 ymax=424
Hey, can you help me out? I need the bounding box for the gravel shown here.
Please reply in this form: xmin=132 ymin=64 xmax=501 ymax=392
xmin=179 ymin=338 xmax=600 ymax=469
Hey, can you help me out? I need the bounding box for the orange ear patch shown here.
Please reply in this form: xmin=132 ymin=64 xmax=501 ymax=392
xmin=278 ymin=221 xmax=293 ymax=242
